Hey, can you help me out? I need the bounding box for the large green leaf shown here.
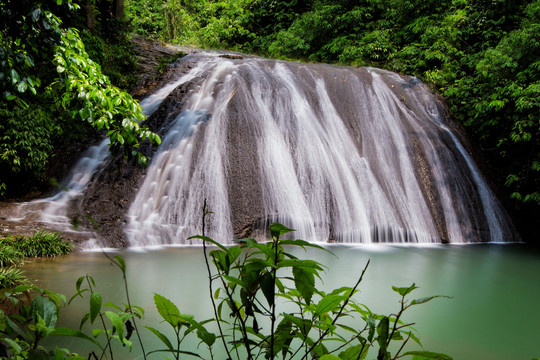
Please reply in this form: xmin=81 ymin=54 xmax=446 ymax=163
xmin=405 ymin=350 xmax=453 ymax=359
xmin=279 ymin=259 xmax=324 ymax=272
xmin=154 ymin=293 xmax=183 ymax=327
xmin=196 ymin=326 xmax=216 ymax=347
xmin=1 ymin=338 xmax=22 ymax=354
xmin=89 ymin=291 xmax=102 ymax=323
xmin=227 ymin=245 xmax=242 ymax=263
xmin=223 ymin=275 xmax=247 ymax=289
xmin=145 ymin=326 xmax=174 ymax=351
xmin=392 ymin=284 xmax=419 ymax=297
xmin=260 ymin=272 xmax=275 ymax=307
xmin=339 ymin=344 xmax=369 ymax=360
xmin=210 ymin=250 xmax=232 ymax=273
xmin=105 ymin=311 xmax=125 ymax=339
xmin=270 ymin=223 xmax=295 ymax=238
xmin=314 ymin=294 xmax=345 ymax=316
xmin=114 ymin=255 xmax=127 ymax=273
xmin=411 ymin=295 xmax=451 ymax=306
xmin=246 ymin=238 xmax=275 ymax=259
xmin=376 ymin=316 xmax=389 ymax=352
xmin=51 ymin=327 xmax=103 ymax=350
xmin=30 ymin=296 xmax=58 ymax=328
xmin=188 ymin=235 xmax=228 ymax=252
xmin=279 ymin=239 xmax=328 ymax=252
xmin=292 ymin=266 xmax=315 ymax=305
xmin=283 ymin=314 xmax=311 ymax=337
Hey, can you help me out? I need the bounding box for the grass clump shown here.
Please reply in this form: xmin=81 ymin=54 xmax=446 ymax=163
xmin=0 ymin=232 xmax=72 ymax=290
xmin=0 ymin=244 xmax=24 ymax=267
xmin=15 ymin=231 xmax=73 ymax=258
xmin=0 ymin=267 xmax=30 ymax=290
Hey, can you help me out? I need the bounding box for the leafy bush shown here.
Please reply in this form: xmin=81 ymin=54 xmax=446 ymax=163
xmin=0 ymin=268 xmax=30 ymax=290
xmin=180 ymin=222 xmax=451 ymax=360
xmin=0 ymin=243 xmax=24 ymax=268
xmin=0 ymin=104 xmax=62 ymax=197
xmin=15 ymin=232 xmax=73 ymax=258
xmin=0 ymin=285 xmax=80 ymax=358
xmin=0 ymin=0 xmax=161 ymax=198
xmin=0 ymin=224 xmax=452 ymax=359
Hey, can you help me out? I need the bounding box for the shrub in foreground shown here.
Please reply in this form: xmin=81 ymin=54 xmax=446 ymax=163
xmin=0 ymin=222 xmax=452 ymax=359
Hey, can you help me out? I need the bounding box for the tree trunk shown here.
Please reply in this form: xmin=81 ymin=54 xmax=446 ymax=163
xmin=85 ymin=0 xmax=96 ymax=30
xmin=112 ymin=0 xmax=124 ymax=19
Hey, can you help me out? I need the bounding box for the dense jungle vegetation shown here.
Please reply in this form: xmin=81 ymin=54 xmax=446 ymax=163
xmin=1 ymin=0 xmax=539 ymax=240
xmin=0 ymin=0 xmax=160 ymax=199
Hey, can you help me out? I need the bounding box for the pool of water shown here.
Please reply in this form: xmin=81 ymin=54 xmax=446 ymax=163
xmin=22 ymin=244 xmax=540 ymax=359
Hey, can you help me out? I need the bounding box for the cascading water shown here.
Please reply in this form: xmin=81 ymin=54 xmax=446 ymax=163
xmin=125 ymin=53 xmax=517 ymax=246
xmin=7 ymin=64 xmax=206 ymax=240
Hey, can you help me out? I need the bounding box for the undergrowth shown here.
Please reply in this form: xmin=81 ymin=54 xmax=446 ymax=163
xmin=0 ymin=232 xmax=72 ymax=290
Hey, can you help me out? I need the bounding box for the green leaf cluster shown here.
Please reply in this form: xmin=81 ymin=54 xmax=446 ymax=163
xmin=0 ymin=0 xmax=161 ymax=198
xmin=0 ymin=232 xmax=72 ymax=264
xmin=0 ymin=231 xmax=72 ymax=290
xmin=0 ymin=284 xmax=83 ymax=359
xmin=125 ymin=0 xmax=256 ymax=49
xmin=1 ymin=223 xmax=453 ymax=359
xmin=185 ymin=222 xmax=451 ymax=359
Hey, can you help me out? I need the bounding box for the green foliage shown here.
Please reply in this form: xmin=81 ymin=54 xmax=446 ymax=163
xmin=0 ymin=0 xmax=160 ymax=197
xmin=0 ymin=284 xmax=84 ymax=359
xmin=64 ymin=273 xmax=143 ymax=358
xmin=0 ymin=243 xmax=24 ymax=268
xmin=14 ymin=231 xmax=72 ymax=258
xmin=0 ymin=232 xmax=71 ymax=291
xmin=125 ymin=0 xmax=255 ymax=49
xmin=0 ymin=224 xmax=453 ymax=359
xmin=183 ymin=221 xmax=451 ymax=359
xmin=0 ymin=232 xmax=72 ymax=265
xmin=0 ymin=104 xmax=62 ymax=197
xmin=0 ymin=268 xmax=30 ymax=289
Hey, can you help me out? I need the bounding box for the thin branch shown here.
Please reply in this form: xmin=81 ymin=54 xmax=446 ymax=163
xmin=392 ymin=331 xmax=412 ymax=359
xmin=300 ymin=260 xmax=370 ymax=360
xmin=201 ymin=199 xmax=233 ymax=360
xmin=386 ymin=298 xmax=409 ymax=348
xmin=103 ymin=252 xmax=147 ymax=360
xmin=329 ymin=325 xmax=368 ymax=353
xmin=269 ymin=235 xmax=280 ymax=360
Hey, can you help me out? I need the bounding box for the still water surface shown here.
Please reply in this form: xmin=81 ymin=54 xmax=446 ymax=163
xmin=23 ymin=244 xmax=540 ymax=359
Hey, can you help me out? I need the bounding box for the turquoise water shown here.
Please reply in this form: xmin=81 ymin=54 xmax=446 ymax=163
xmin=23 ymin=244 xmax=540 ymax=359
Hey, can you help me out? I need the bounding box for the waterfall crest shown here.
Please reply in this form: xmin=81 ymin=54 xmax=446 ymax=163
xmin=125 ymin=53 xmax=516 ymax=245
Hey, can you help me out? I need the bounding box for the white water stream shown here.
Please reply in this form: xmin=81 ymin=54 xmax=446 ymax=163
xmin=125 ymin=54 xmax=515 ymax=245
xmin=8 ymin=60 xmax=208 ymax=242
xmin=7 ymin=53 xmax=516 ymax=246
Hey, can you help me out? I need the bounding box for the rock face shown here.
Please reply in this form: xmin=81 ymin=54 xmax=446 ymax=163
xmin=130 ymin=36 xmax=188 ymax=99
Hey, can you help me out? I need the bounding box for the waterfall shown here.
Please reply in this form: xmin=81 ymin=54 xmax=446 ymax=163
xmin=8 ymin=63 xmax=206 ymax=240
xmin=125 ymin=53 xmax=517 ymax=245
